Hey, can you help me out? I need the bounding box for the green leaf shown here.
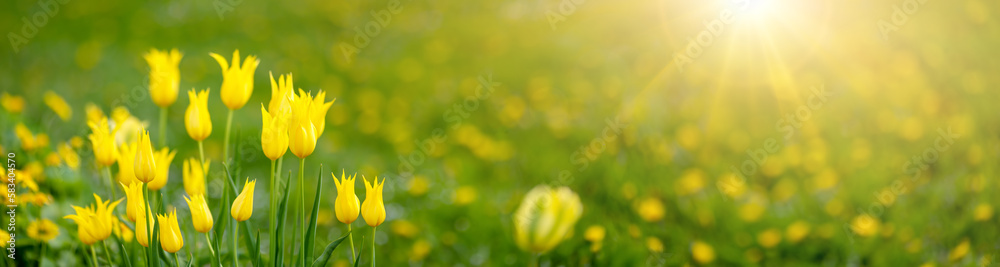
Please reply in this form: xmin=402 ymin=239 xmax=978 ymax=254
xmin=254 ymin=230 xmax=262 ymax=267
xmin=310 ymin=230 xmax=351 ymax=267
xmin=303 ymin=165 xmax=324 ymax=263
xmin=274 ymin=171 xmax=294 ymax=267
xmin=353 ymin=236 xmax=365 ymax=267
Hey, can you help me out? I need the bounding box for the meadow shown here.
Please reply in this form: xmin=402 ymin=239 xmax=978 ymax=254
xmin=1 ymin=0 xmax=999 ymax=266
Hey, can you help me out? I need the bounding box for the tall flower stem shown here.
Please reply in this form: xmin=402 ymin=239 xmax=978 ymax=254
xmin=104 ymin=167 xmax=116 ymax=204
xmin=298 ymin=157 xmax=306 ymax=264
xmin=159 ymin=107 xmax=167 ymax=147
xmin=233 ymin=221 xmax=240 ymax=267
xmin=204 ymin=233 xmax=217 ymax=258
xmin=268 ymin=159 xmax=277 ymax=265
xmin=223 ymin=109 xmax=234 ymax=163
xmin=90 ymin=245 xmax=98 ymax=267
xmin=143 ymin=184 xmax=153 ymax=267
xmin=102 ymin=240 xmax=113 ymax=266
xmin=371 ymin=226 xmax=377 ymax=267
xmin=174 ymin=252 xmax=182 ymax=267
xmin=347 ymin=224 xmax=355 ymax=262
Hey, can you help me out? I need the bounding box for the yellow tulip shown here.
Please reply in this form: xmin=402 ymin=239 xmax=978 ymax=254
xmin=58 ymin=143 xmax=80 ymax=170
xmin=182 ymin=158 xmax=209 ymax=196
xmin=27 ymin=219 xmax=59 ymax=242
xmin=136 ymin=209 xmax=155 ymax=247
xmin=302 ymin=89 xmax=335 ymax=136
xmin=88 ymin=118 xmax=119 ymax=166
xmin=184 ymin=195 xmax=214 ymax=233
xmin=121 ymin=182 xmax=145 ymax=222
xmin=144 ymin=48 xmax=182 ymax=108
xmin=15 ymin=123 xmax=37 ymax=151
xmin=513 ymin=185 xmax=583 ymax=254
xmin=691 ymin=240 xmax=716 ymax=264
xmin=361 ymin=176 xmax=386 ymax=227
xmin=134 ymin=128 xmax=157 ymax=183
xmin=117 ymin=142 xmax=139 ymax=185
xmin=158 ymin=210 xmax=185 ymax=253
xmin=288 ymin=91 xmax=317 ymax=158
xmin=1 ymin=92 xmax=25 ymax=113
xmin=261 ymin=105 xmax=290 ymax=161
xmin=43 ymin=91 xmax=72 ymax=121
xmin=268 ymin=72 xmax=294 ymax=116
xmin=184 ymin=89 xmax=213 ymax=141
xmin=147 ymin=148 xmax=177 ymax=191
xmin=332 ymin=170 xmax=360 ymax=224
xmin=231 ymin=178 xmax=256 ymax=222
xmin=64 ymin=194 xmax=122 ymax=245
xmin=210 ymin=50 xmax=259 ymax=110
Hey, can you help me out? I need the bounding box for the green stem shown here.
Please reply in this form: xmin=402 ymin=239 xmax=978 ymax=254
xmin=174 ymin=252 xmax=181 ymax=267
xmin=105 ymin=167 xmax=116 ymax=202
xmin=223 ymin=109 xmax=233 ymax=164
xmin=159 ymin=107 xmax=167 ymax=147
xmin=348 ymin=224 xmax=355 ymax=262
xmin=144 ymin=184 xmax=153 ymax=267
xmin=233 ymin=221 xmax=240 ymax=267
xmin=371 ymin=226 xmax=377 ymax=267
xmin=102 ymin=240 xmax=113 ymax=267
xmin=298 ymin=157 xmax=305 ymax=265
xmin=90 ymin=246 xmax=98 ymax=267
xmin=198 ymin=140 xmax=206 ymax=167
xmin=204 ymin=233 xmax=217 ymax=259
xmin=269 ymin=159 xmax=277 ymax=266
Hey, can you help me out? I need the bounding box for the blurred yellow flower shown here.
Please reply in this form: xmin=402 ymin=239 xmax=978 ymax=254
xmin=210 ymin=50 xmax=259 ymax=110
xmin=85 ymin=103 xmax=106 ymax=125
xmin=136 ymin=209 xmax=154 ymax=247
xmin=111 ymin=106 xmax=130 ymax=126
xmin=45 ymin=152 xmax=61 ymax=166
xmin=182 ymin=158 xmax=208 ymax=196
xmin=58 ymin=143 xmax=80 ymax=170
xmin=117 ymin=142 xmax=139 ymax=185
xmin=391 ymin=219 xmax=419 ymax=238
xmin=0 ymin=230 xmax=9 ymax=244
xmin=64 ymin=194 xmax=122 ymax=245
xmin=691 ymin=240 xmax=715 ymax=264
xmin=361 ymin=176 xmax=386 ymax=227
xmin=20 ymin=193 xmax=51 ymax=206
xmin=513 ymin=185 xmax=582 ymax=254
xmin=261 ymin=105 xmax=289 ymax=160
xmin=70 ymin=136 xmax=84 ymax=148
xmin=121 ymin=182 xmax=144 ymax=222
xmin=27 ymin=219 xmax=59 ymax=242
xmin=850 ymin=214 xmax=880 ymax=237
xmin=637 ymin=197 xmax=665 ymax=222
xmin=332 ymin=170 xmax=360 ymax=224
xmin=584 ymin=225 xmax=606 ymax=243
xmin=184 ymin=89 xmax=212 ymax=141
xmin=408 ymin=175 xmax=429 ymax=196
xmin=144 ymin=48 xmax=182 ymax=107
xmin=116 ymin=222 xmax=133 ymax=243
xmin=44 ymin=91 xmax=72 ymax=121
xmin=146 ymin=148 xmax=177 ymax=191
xmin=453 ymin=186 xmax=477 ymax=206
xmin=675 ymin=169 xmax=706 ymax=196
xmin=647 ymin=237 xmax=664 ymax=253
xmin=974 ymin=203 xmax=993 ymax=221
xmin=949 ymin=238 xmax=970 ymax=261
xmin=185 ymin=194 xmax=215 ymax=233
xmin=785 ymin=221 xmax=811 ymax=243
xmin=757 ymin=228 xmax=782 ymax=248
xmin=134 ymin=128 xmax=156 ymax=183
xmin=157 ymin=210 xmax=184 ymax=253
xmin=628 ymin=224 xmax=641 ymax=238
xmin=231 ymin=178 xmax=256 ymax=222
xmin=15 ymin=123 xmax=39 ymax=151
xmin=1 ymin=92 xmax=24 ymax=113
xmin=88 ymin=118 xmax=119 ymax=166
xmin=410 ymin=239 xmax=432 ymax=261
xmin=739 ymin=203 xmax=766 ymax=222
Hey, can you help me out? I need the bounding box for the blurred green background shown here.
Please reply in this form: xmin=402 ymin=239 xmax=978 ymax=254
xmin=2 ymin=0 xmax=1000 ymax=265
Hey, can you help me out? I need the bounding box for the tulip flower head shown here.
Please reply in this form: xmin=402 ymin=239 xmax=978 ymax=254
xmin=133 ymin=128 xmax=157 ymax=183
xmin=117 ymin=142 xmax=139 ymax=185
xmin=157 ymin=210 xmax=184 ymax=253
xmin=184 ymin=89 xmax=213 ymax=141
xmin=231 ymin=178 xmax=256 ymax=222
xmin=144 ymin=48 xmax=182 ymax=107
xmin=361 ymin=176 xmax=386 ymax=227
xmin=136 ymin=209 xmax=155 ymax=247
xmin=332 ymin=170 xmax=360 ymax=224
xmin=182 ymin=158 xmax=209 ymax=196
xmin=210 ymin=50 xmax=259 ymax=110
xmin=64 ymin=194 xmax=123 ymax=245
xmin=146 ymin=148 xmax=177 ymax=191
xmin=261 ymin=105 xmax=290 ymax=161
xmin=1 ymin=92 xmax=24 ymax=113
xmin=513 ymin=185 xmax=583 ymax=254
xmin=121 ymin=182 xmax=145 ymax=222
xmin=302 ymin=89 xmax=335 ymax=136
xmin=44 ymin=91 xmax=72 ymax=121
xmin=288 ymin=91 xmax=317 ymax=159
xmin=184 ymin=194 xmax=214 ymax=233
xmin=268 ymin=72 xmax=295 ymax=117
xmin=88 ymin=118 xmax=119 ymax=166
xmin=85 ymin=103 xmax=106 ymax=125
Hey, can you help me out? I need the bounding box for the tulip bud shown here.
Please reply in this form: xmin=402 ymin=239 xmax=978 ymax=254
xmin=184 ymin=89 xmax=212 ymax=141
xmin=134 ymin=129 xmax=157 ymax=183
xmin=361 ymin=176 xmax=386 ymax=227
xmin=332 ymin=170 xmax=360 ymax=224
xmin=121 ymin=182 xmax=145 ymax=222
xmin=184 ymin=195 xmax=214 ymax=233
xmin=182 ymin=158 xmax=209 ymax=196
xmin=117 ymin=143 xmax=139 ymax=185
xmin=231 ymin=178 xmax=256 ymax=222
xmin=147 ymin=148 xmax=176 ymax=191
xmin=210 ymin=50 xmax=259 ymax=110
xmin=513 ymin=185 xmax=583 ymax=254
xmin=136 ymin=209 xmax=154 ymax=248
xmin=144 ymin=49 xmax=182 ymax=108
xmin=261 ymin=105 xmax=289 ymax=161
xmin=157 ymin=210 xmax=184 ymax=253
xmin=88 ymin=118 xmax=118 ymax=166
